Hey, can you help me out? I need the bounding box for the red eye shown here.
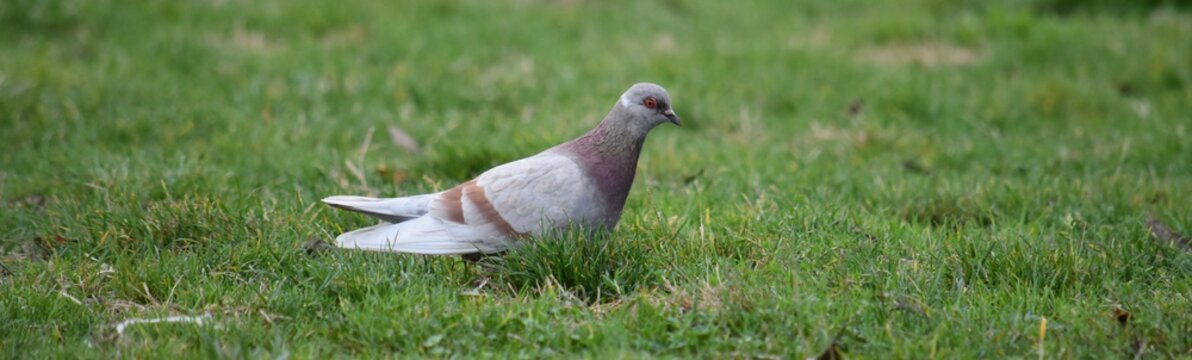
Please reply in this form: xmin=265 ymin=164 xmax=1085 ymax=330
xmin=643 ymin=97 xmax=657 ymax=109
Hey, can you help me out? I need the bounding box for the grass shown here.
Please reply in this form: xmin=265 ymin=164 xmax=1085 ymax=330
xmin=2 ymin=0 xmax=1191 ymax=357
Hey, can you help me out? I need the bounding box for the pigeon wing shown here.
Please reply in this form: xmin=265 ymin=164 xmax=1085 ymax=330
xmin=429 ymin=153 xmax=598 ymax=238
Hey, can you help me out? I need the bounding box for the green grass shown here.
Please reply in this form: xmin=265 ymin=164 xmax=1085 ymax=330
xmin=2 ymin=0 xmax=1191 ymax=357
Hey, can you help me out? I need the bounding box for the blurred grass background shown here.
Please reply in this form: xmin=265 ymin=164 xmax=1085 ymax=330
xmin=1 ymin=0 xmax=1190 ymax=357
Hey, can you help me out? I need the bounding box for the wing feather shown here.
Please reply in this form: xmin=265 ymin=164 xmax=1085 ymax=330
xmin=328 ymin=152 xmax=602 ymax=255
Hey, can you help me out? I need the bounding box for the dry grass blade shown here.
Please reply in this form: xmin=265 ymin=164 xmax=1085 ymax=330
xmin=356 ymin=126 xmax=374 ymax=161
xmin=343 ymin=126 xmax=376 ymax=189
xmin=59 ymin=290 xmax=83 ymax=305
xmin=344 ymin=160 xmax=367 ymax=188
xmin=461 ymin=277 xmax=490 ymax=297
xmin=114 ymin=314 xmax=214 ymax=335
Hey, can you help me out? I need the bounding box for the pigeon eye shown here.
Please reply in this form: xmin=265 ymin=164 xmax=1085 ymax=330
xmin=643 ymin=97 xmax=657 ymax=109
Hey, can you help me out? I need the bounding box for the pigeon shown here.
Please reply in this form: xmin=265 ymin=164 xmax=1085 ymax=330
xmin=322 ymin=83 xmax=681 ymax=257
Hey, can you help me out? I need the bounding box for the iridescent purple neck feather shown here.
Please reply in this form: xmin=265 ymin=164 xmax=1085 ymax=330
xmin=561 ymin=104 xmax=648 ymax=223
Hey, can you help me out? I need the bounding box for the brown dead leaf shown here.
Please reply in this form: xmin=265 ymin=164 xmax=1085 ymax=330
xmin=1147 ymin=216 xmax=1190 ymax=251
xmin=847 ymin=99 xmax=864 ymax=117
xmin=373 ymin=164 xmax=409 ymax=185
xmin=1113 ymin=306 xmax=1132 ymax=327
xmin=387 ymin=124 xmax=420 ymax=153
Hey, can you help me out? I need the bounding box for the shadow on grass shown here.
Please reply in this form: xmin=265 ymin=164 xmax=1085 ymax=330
xmin=900 ymin=194 xmax=994 ymax=228
xmin=486 ymin=227 xmax=662 ymax=304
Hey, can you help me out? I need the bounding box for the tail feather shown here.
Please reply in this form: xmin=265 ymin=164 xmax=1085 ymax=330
xmin=321 ymin=195 xmax=432 ymax=223
xmin=333 ymin=217 xmax=504 ymax=255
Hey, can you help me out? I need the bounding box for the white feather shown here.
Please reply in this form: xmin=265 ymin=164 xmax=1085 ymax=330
xmin=321 ymin=194 xmax=432 ymax=223
xmin=473 ymin=153 xmax=602 ymax=234
xmin=334 ymin=216 xmax=508 ymax=254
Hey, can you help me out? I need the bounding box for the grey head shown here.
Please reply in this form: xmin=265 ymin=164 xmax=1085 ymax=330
xmin=614 ymin=83 xmax=681 ymax=137
xmin=560 ymin=83 xmax=680 ymax=228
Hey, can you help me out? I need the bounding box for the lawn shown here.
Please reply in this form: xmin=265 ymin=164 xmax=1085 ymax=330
xmin=2 ymin=0 xmax=1191 ymax=358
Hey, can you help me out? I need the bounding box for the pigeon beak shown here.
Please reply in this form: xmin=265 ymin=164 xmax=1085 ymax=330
xmin=663 ymin=109 xmax=681 ymax=126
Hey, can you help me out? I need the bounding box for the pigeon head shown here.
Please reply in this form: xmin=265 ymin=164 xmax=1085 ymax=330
xmin=616 ymin=83 xmax=681 ymax=134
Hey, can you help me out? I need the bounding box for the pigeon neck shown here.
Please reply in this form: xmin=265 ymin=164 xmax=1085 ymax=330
xmin=566 ymin=112 xmax=648 ymax=219
xmin=581 ymin=117 xmax=647 ymax=157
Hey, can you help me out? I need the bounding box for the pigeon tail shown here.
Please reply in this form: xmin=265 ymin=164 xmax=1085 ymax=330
xmin=321 ymin=195 xmax=432 ymax=223
xmin=333 ymin=216 xmax=505 ymax=255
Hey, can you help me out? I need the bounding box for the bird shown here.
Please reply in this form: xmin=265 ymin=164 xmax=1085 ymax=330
xmin=322 ymin=83 xmax=681 ymax=258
